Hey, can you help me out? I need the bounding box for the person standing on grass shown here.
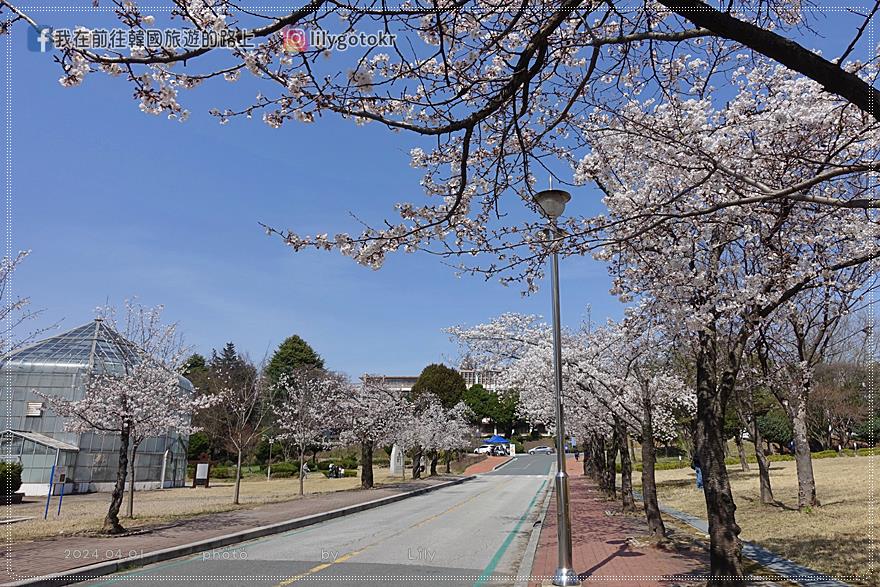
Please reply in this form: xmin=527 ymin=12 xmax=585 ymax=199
xmin=691 ymin=455 xmax=704 ymax=490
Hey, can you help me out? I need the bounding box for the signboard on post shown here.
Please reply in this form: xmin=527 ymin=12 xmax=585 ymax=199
xmin=44 ymin=465 xmax=67 ymax=519
xmin=193 ymin=462 xmax=211 ymax=488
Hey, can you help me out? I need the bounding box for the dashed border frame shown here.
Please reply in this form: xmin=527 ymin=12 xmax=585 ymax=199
xmin=2 ymin=2 xmax=877 ymax=584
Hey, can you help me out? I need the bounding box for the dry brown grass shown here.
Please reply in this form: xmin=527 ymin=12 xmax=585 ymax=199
xmin=637 ymin=455 xmax=879 ymax=585
xmin=6 ymin=467 xmax=402 ymax=542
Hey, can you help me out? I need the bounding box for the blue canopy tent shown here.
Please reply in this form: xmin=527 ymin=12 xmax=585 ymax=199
xmin=482 ymin=435 xmax=510 ymax=445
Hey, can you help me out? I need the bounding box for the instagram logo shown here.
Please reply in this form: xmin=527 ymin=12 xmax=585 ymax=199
xmin=282 ymin=27 xmax=308 ymax=52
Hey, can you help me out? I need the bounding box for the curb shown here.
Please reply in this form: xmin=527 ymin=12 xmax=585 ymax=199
xmin=513 ymin=475 xmax=554 ymax=587
xmin=491 ymin=457 xmax=514 ymax=471
xmin=4 ymin=476 xmax=476 ymax=587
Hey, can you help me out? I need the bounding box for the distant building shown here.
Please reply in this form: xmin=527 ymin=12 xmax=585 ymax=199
xmin=459 ymin=369 xmax=501 ymax=391
xmin=0 ymin=321 xmax=191 ymax=496
xmin=362 ymin=369 xmax=501 ymax=393
xmin=361 ymin=375 xmax=419 ymax=393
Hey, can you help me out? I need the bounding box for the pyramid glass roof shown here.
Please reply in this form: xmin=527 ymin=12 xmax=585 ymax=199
xmin=2 ymin=320 xmax=143 ymax=370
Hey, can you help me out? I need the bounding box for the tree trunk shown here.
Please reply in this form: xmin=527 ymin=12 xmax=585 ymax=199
xmin=594 ymin=436 xmax=607 ymax=489
xmin=696 ymin=333 xmax=743 ymax=583
xmin=641 ymin=396 xmax=666 ymax=540
xmin=412 ymin=446 xmax=422 ymax=479
xmin=103 ymin=424 xmax=130 ymax=534
xmin=734 ymin=432 xmax=750 ymax=472
xmin=629 ymin=436 xmax=637 ymax=464
xmin=617 ymin=421 xmax=635 ymax=512
xmin=298 ymin=445 xmax=305 ymax=496
xmin=694 ymin=342 xmax=743 ymax=585
xmin=604 ymin=436 xmax=617 ymax=500
xmin=429 ymin=451 xmax=439 ymax=476
xmin=749 ymin=416 xmax=774 ymax=504
xmin=788 ymin=392 xmax=819 ymax=509
xmin=126 ymin=443 xmax=138 ymax=518
xmin=233 ymin=448 xmax=243 ymax=504
xmin=582 ymin=437 xmax=589 ymax=476
xmin=361 ymin=440 xmax=374 ymax=489
xmin=444 ymin=451 xmax=452 ymax=474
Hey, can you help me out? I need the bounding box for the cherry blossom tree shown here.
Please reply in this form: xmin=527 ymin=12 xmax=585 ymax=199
xmin=273 ymin=367 xmax=340 ymax=495
xmin=339 ymin=377 xmax=413 ymax=488
xmin=578 ymin=62 xmax=880 ymax=580
xmin=2 ymin=3 xmax=876 ymax=288
xmin=754 ymin=274 xmax=876 ymax=510
xmin=39 ymin=302 xmax=212 ymax=534
xmin=410 ymin=397 xmax=475 ymax=476
xmin=1 ymin=251 xmax=50 ymax=355
xmin=450 ymin=311 xmax=695 ymax=537
xmin=574 ymin=315 xmax=694 ymax=536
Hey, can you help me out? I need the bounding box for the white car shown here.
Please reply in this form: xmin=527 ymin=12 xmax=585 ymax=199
xmin=529 ymin=446 xmax=554 ymax=455
xmin=473 ymin=445 xmax=492 ymax=454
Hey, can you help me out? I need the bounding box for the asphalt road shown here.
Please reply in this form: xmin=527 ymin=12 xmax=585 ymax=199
xmin=79 ymin=455 xmax=555 ymax=587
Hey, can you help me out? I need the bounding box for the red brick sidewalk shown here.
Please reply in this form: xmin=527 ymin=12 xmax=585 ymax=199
xmin=529 ymin=460 xmax=707 ymax=586
xmin=464 ymin=456 xmax=511 ymax=475
xmin=3 ymin=477 xmax=457 ymax=585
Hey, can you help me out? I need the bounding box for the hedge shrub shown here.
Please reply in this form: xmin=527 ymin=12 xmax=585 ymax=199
xmin=0 ymin=462 xmax=22 ymax=495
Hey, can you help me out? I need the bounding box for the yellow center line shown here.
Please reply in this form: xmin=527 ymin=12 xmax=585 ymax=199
xmin=273 ymin=483 xmax=497 ymax=586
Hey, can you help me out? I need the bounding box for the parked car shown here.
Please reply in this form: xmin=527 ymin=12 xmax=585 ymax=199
xmin=529 ymin=446 xmax=554 ymax=455
xmin=473 ymin=445 xmax=492 ymax=454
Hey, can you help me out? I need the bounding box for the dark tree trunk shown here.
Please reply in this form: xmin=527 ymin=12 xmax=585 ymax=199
xmin=412 ymin=446 xmax=422 ymax=479
xmin=695 ymin=336 xmax=743 ymax=583
xmin=126 ymin=442 xmax=138 ymax=518
xmin=788 ymin=391 xmax=819 ymax=509
xmin=361 ymin=440 xmax=374 ymax=489
xmin=444 ymin=451 xmax=452 ymax=474
xmin=429 ymin=451 xmax=439 ymax=476
xmin=604 ymin=436 xmax=617 ymax=500
xmin=103 ymin=424 xmax=130 ymax=534
xmin=233 ymin=448 xmax=243 ymax=504
xmin=734 ymin=432 xmax=750 ymax=472
xmin=581 ymin=437 xmax=589 ymax=476
xmin=641 ymin=394 xmax=667 ymax=540
xmin=749 ymin=416 xmax=774 ymax=504
xmin=593 ymin=435 xmax=607 ymax=489
xmin=616 ymin=420 xmax=635 ymax=513
xmin=298 ymin=445 xmax=305 ymax=496
xmin=657 ymin=0 xmax=880 ymax=121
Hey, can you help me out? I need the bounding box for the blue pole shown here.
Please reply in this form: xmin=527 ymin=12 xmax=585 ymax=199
xmin=56 ymin=478 xmax=65 ymax=516
xmin=43 ymin=464 xmax=55 ymax=520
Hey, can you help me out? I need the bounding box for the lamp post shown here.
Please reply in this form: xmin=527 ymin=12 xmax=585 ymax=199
xmin=264 ymin=436 xmax=275 ymax=480
xmin=534 ymin=188 xmax=580 ymax=587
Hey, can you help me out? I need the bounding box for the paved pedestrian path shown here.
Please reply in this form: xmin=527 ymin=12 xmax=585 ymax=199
xmin=529 ymin=465 xmax=708 ymax=586
xmin=465 ymin=456 xmax=513 ymax=475
xmin=2 ymin=477 xmax=457 ymax=585
xmin=655 ymin=502 xmax=849 ymax=587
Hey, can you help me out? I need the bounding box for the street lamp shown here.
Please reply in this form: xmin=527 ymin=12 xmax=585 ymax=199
xmin=534 ymin=188 xmax=580 ymax=587
xmin=264 ymin=436 xmax=275 ymax=480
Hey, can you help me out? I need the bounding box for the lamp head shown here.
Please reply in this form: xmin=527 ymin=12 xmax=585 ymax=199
xmin=533 ymin=189 xmax=571 ymax=220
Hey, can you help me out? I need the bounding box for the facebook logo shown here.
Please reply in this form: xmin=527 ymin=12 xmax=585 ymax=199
xmin=27 ymin=26 xmax=53 ymax=52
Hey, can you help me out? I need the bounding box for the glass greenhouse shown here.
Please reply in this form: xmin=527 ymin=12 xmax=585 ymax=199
xmin=1 ymin=320 xmax=191 ymax=495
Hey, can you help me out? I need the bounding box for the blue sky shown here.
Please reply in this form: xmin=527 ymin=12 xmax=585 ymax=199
xmin=6 ymin=12 xmax=621 ymax=377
